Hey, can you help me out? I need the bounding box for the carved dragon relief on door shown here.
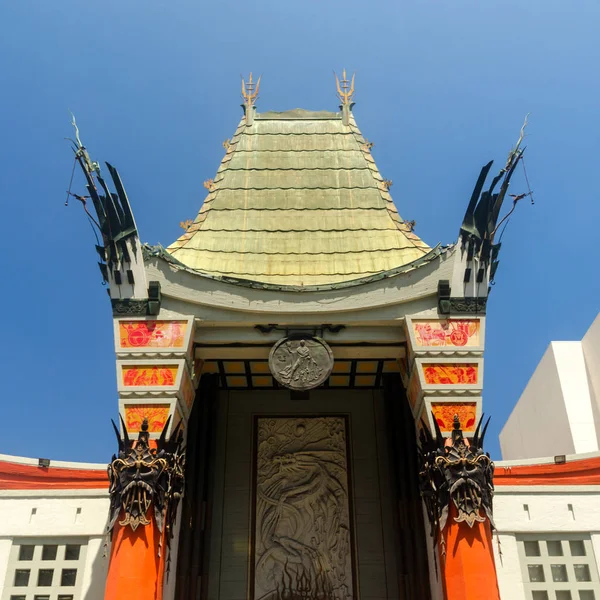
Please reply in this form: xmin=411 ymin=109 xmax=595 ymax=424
xmin=251 ymin=416 xmax=356 ymax=600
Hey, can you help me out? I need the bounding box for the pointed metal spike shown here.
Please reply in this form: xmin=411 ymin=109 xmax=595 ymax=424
xmin=119 ymin=415 xmax=130 ymax=448
xmin=419 ymin=419 xmax=433 ymax=444
xmin=432 ymin=412 xmax=444 ymax=447
xmin=170 ymin=420 xmax=183 ymax=442
xmin=157 ymin=416 xmax=172 ymax=449
xmin=480 ymin=416 xmax=491 ymax=448
xmin=473 ymin=414 xmax=484 ymax=446
xmin=110 ymin=419 xmax=123 ymax=451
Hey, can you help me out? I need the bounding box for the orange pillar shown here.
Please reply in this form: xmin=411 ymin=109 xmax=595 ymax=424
xmin=104 ymin=510 xmax=166 ymax=600
xmin=440 ymin=506 xmax=500 ymax=600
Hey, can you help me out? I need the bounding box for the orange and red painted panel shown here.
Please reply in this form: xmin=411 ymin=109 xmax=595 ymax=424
xmin=124 ymin=404 xmax=171 ymax=433
xmin=412 ymin=319 xmax=480 ymax=347
xmin=431 ymin=402 xmax=477 ymax=432
xmin=422 ymin=363 xmax=478 ymax=385
xmin=122 ymin=365 xmax=178 ymax=387
xmin=118 ymin=320 xmax=187 ymax=349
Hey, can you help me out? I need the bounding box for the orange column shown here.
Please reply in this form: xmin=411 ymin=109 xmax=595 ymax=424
xmin=104 ymin=510 xmax=166 ymax=600
xmin=440 ymin=506 xmax=500 ymax=600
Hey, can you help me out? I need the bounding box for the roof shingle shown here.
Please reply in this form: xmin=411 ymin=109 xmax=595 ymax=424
xmin=167 ymin=108 xmax=430 ymax=285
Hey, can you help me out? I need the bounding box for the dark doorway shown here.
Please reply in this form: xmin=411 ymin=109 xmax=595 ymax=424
xmin=174 ymin=373 xmax=219 ymax=600
xmin=383 ymin=373 xmax=432 ymax=599
xmin=175 ymin=374 xmax=431 ymax=600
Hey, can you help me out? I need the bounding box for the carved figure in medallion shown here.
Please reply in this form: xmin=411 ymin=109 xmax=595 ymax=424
xmin=269 ymin=337 xmax=334 ymax=391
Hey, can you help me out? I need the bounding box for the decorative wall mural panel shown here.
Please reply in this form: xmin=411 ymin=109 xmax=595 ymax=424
xmin=122 ymin=365 xmax=178 ymax=387
xmin=431 ymin=402 xmax=477 ymax=432
xmin=422 ymin=363 xmax=478 ymax=385
xmin=118 ymin=320 xmax=187 ymax=348
xmin=124 ymin=404 xmax=171 ymax=432
xmin=252 ymin=416 xmax=355 ymax=600
xmin=412 ymin=319 xmax=480 ymax=347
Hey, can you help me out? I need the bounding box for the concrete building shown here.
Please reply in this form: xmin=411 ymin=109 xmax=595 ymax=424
xmin=501 ymin=314 xmax=600 ymax=460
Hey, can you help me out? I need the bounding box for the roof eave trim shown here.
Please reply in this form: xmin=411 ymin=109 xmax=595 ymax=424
xmin=144 ymin=243 xmax=449 ymax=292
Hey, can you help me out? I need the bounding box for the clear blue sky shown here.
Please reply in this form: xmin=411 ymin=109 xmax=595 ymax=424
xmin=1 ymin=0 xmax=599 ymax=462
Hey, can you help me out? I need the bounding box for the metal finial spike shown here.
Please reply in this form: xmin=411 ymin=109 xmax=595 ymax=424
xmin=335 ymin=69 xmax=356 ymax=105
xmin=69 ymin=110 xmax=83 ymax=149
xmin=242 ymin=72 xmax=261 ymax=107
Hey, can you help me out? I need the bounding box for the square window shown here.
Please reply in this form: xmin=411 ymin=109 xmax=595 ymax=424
xmin=58 ymin=596 xmax=74 ymax=600
xmin=64 ymin=544 xmax=81 ymax=560
xmin=61 ymin=568 xmax=77 ymax=586
xmin=14 ymin=569 xmax=30 ymax=586
xmin=575 ymin=564 xmax=592 ymax=582
xmin=524 ymin=541 xmax=541 ymax=557
xmin=556 ymin=592 xmax=573 ymax=600
xmin=41 ymin=544 xmax=58 ymax=560
xmin=580 ymin=592 xmax=595 ymax=600
xmin=18 ymin=545 xmax=34 ymax=561
xmin=34 ymin=596 xmax=51 ymax=600
xmin=548 ymin=540 xmax=564 ymax=556
xmin=37 ymin=568 xmax=54 ymax=586
xmin=570 ymin=540 xmax=587 ymax=556
xmin=551 ymin=564 xmax=569 ymax=582
xmin=532 ymin=592 xmax=549 ymax=600
xmin=10 ymin=596 xmax=26 ymax=600
xmin=528 ymin=564 xmax=546 ymax=582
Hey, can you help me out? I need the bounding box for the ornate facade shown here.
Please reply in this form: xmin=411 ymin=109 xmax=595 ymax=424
xmin=0 ymin=74 xmax=548 ymax=600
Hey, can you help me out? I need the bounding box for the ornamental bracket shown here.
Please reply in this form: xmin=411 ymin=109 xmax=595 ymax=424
xmin=418 ymin=414 xmax=495 ymax=557
xmin=107 ymin=417 xmax=185 ymax=558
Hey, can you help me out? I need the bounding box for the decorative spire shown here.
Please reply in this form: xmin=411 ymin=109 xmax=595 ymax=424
xmin=241 ymin=73 xmax=261 ymax=126
xmin=459 ymin=115 xmax=533 ymax=285
xmin=66 ymin=114 xmax=142 ymax=287
xmin=335 ymin=69 xmax=355 ymax=125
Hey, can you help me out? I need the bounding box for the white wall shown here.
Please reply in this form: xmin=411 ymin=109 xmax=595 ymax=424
xmin=500 ymin=313 xmax=600 ymax=461
xmin=0 ymin=489 xmax=110 ymax=600
xmin=493 ymin=484 xmax=600 ymax=600
xmin=500 ymin=344 xmax=577 ymax=459
xmin=583 ymin=314 xmax=600 ymax=436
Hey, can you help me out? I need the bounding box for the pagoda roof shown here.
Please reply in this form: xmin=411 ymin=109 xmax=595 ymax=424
xmin=166 ymin=108 xmax=431 ymax=286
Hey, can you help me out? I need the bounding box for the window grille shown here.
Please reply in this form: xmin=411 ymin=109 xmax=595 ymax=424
xmin=517 ymin=534 xmax=600 ymax=600
xmin=2 ymin=538 xmax=87 ymax=600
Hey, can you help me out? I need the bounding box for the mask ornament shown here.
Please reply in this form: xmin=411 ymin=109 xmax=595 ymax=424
xmin=107 ymin=416 xmax=185 ymax=558
xmin=418 ymin=414 xmax=494 ymax=557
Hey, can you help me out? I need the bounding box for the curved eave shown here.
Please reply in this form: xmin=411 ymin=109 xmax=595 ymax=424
xmin=142 ymin=243 xmax=456 ymax=319
xmin=144 ymin=243 xmax=448 ymax=293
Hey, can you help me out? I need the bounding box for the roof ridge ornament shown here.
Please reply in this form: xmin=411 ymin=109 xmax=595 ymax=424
xmin=335 ymin=69 xmax=355 ymax=125
xmin=241 ymin=72 xmax=261 ymax=126
xmin=458 ymin=114 xmax=533 ymax=286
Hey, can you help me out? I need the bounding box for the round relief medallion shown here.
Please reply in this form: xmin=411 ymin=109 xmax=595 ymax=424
xmin=268 ymin=336 xmax=334 ymax=391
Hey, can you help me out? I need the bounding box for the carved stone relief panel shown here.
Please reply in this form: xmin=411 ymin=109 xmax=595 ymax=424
xmin=252 ymin=416 xmax=355 ymax=600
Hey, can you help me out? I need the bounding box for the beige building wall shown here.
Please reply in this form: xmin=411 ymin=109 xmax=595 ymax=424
xmin=500 ymin=314 xmax=600 ymax=460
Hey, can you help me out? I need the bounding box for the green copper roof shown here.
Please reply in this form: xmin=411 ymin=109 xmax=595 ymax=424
xmin=167 ymin=108 xmax=430 ymax=286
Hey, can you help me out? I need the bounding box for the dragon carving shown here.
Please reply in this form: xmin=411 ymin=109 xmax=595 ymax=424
xmin=418 ymin=414 xmax=494 ymax=555
xmin=107 ymin=416 xmax=185 ymax=557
